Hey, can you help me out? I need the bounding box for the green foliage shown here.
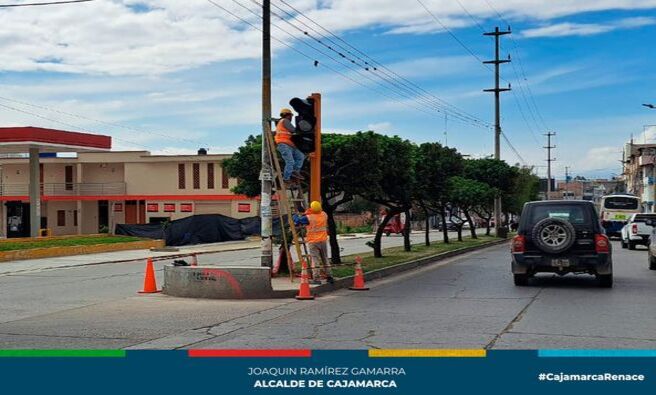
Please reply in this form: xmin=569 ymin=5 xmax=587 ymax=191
xmin=503 ymin=167 xmax=540 ymax=215
xmin=0 ymin=236 xmax=144 ymax=252
xmin=222 ymin=135 xmax=262 ymax=197
xmin=447 ymin=176 xmax=495 ymax=210
xmin=414 ymin=142 xmax=463 ymax=208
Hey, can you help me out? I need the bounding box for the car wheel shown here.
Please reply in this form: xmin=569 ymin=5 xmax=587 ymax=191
xmin=598 ymin=273 xmax=613 ymax=288
xmin=621 ymin=239 xmax=627 ymax=249
xmin=513 ymin=273 xmax=529 ymax=286
xmin=531 ymin=218 xmax=576 ymax=254
xmin=649 ymin=254 xmax=656 ymax=270
xmin=628 ymin=241 xmax=636 ymax=250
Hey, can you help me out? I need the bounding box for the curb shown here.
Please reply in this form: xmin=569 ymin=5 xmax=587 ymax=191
xmin=274 ymin=238 xmax=509 ymax=298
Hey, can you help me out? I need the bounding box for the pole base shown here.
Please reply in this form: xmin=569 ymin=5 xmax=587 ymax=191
xmin=138 ymin=290 xmax=162 ymax=294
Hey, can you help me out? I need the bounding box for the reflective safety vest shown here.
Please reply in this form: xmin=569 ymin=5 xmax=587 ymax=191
xmin=275 ymin=119 xmax=295 ymax=147
xmin=306 ymin=211 xmax=328 ymax=243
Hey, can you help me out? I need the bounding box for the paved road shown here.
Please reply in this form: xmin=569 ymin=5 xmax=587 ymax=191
xmin=1 ymin=240 xmax=655 ymax=349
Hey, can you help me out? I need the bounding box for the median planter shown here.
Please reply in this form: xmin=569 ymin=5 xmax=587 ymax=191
xmin=0 ymin=238 xmax=165 ymax=262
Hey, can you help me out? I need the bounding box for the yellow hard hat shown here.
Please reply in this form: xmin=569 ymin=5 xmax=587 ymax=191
xmin=280 ymin=108 xmax=293 ymax=116
xmin=310 ymin=201 xmax=322 ymax=213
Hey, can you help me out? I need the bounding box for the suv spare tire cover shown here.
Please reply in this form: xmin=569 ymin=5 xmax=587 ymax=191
xmin=531 ymin=217 xmax=576 ymax=254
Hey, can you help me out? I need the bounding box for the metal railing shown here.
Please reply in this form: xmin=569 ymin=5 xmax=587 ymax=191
xmin=0 ymin=182 xmax=127 ymax=196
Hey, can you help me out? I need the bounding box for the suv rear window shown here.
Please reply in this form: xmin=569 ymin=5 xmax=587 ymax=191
xmin=528 ymin=205 xmax=589 ymax=226
xmin=633 ymin=214 xmax=656 ymax=223
xmin=604 ymin=197 xmax=639 ymax=210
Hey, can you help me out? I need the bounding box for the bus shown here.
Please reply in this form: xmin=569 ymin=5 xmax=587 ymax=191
xmin=599 ymin=194 xmax=641 ymax=237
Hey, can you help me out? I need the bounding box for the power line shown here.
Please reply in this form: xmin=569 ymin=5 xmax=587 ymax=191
xmin=272 ymin=0 xmax=491 ymax=128
xmin=207 ymin=0 xmax=490 ymax=130
xmin=0 ymin=96 xmax=208 ymax=147
xmin=0 ymin=0 xmax=93 ymax=7
xmin=0 ymin=101 xmax=161 ymax=152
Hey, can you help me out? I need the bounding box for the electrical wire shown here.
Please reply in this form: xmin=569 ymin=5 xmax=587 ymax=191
xmin=272 ymin=0 xmax=491 ymax=128
xmin=0 ymin=0 xmax=92 ymax=7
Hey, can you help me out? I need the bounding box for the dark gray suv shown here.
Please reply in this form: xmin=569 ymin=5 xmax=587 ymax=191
xmin=511 ymin=200 xmax=613 ymax=287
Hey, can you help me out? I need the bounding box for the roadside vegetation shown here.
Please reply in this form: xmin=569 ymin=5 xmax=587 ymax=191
xmin=331 ymin=235 xmax=499 ymax=278
xmin=0 ymin=235 xmax=145 ymax=252
xmin=224 ymin=131 xmax=538 ymax=263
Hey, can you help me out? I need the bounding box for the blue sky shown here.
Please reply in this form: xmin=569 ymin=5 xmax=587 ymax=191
xmin=0 ymin=0 xmax=655 ymax=180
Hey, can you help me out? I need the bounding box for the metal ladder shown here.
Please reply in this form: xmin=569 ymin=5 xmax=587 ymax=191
xmin=264 ymin=129 xmax=312 ymax=282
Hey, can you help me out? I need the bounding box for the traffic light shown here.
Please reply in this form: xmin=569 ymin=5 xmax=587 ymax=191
xmin=289 ymin=96 xmax=316 ymax=154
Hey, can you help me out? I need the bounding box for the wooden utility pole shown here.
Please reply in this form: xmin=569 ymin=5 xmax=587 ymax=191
xmin=484 ymin=26 xmax=511 ymax=235
xmin=260 ymin=0 xmax=273 ymax=267
xmin=544 ymin=132 xmax=556 ymax=200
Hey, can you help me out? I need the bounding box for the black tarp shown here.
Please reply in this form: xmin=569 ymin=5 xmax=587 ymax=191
xmin=115 ymin=214 xmax=283 ymax=246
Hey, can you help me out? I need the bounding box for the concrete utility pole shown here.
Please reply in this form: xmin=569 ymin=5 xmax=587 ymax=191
xmin=260 ymin=0 xmax=273 ymax=268
xmin=544 ymin=132 xmax=556 ymax=200
xmin=484 ymin=26 xmax=511 ymax=235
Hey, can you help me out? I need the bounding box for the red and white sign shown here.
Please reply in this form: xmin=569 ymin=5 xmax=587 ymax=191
xmin=147 ymin=203 xmax=159 ymax=212
xmin=238 ymin=203 xmax=251 ymax=213
xmin=180 ymin=203 xmax=193 ymax=212
xmin=164 ymin=203 xmax=176 ymax=212
xmin=113 ymin=203 xmax=123 ymax=212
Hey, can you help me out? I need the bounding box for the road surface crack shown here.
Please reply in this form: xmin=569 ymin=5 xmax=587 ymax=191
xmin=485 ymin=287 xmax=544 ymax=350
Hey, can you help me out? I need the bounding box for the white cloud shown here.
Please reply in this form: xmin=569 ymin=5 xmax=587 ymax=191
xmin=0 ymin=1 xmax=655 ymax=75
xmin=367 ymin=121 xmax=393 ymax=133
xmin=522 ymin=17 xmax=656 ymax=38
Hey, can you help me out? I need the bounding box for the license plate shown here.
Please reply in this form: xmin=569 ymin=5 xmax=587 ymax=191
xmin=551 ymin=259 xmax=570 ymax=267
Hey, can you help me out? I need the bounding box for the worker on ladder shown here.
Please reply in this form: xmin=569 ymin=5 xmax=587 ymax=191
xmin=274 ymin=108 xmax=305 ymax=184
xmin=295 ymin=201 xmax=334 ymax=285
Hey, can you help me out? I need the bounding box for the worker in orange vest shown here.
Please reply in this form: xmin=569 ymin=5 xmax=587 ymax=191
xmin=274 ymin=108 xmax=305 ymax=183
xmin=297 ymin=201 xmax=334 ymax=285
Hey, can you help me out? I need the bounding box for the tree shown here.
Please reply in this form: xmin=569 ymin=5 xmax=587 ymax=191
xmin=362 ymin=135 xmax=416 ymax=257
xmin=464 ymin=158 xmax=515 ymax=232
xmin=224 ymin=133 xmax=382 ymax=265
xmin=503 ymin=167 xmax=540 ymax=217
xmin=320 ymin=132 xmax=382 ymax=263
xmin=222 ymin=135 xmax=262 ymax=197
xmin=413 ymin=143 xmax=463 ymax=245
xmin=447 ymin=177 xmax=495 ymax=240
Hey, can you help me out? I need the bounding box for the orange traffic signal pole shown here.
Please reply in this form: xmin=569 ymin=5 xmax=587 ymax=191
xmin=309 ymin=93 xmax=321 ymax=203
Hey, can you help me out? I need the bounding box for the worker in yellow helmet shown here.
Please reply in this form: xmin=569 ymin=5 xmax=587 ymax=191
xmin=274 ymin=108 xmax=305 ymax=183
xmin=296 ymin=201 xmax=333 ymax=285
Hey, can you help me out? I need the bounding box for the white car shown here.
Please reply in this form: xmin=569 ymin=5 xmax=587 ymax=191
xmin=620 ymin=213 xmax=656 ymax=250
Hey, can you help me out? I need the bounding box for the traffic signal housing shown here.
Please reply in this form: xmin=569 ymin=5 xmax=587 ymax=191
xmin=289 ymin=96 xmax=316 ymax=154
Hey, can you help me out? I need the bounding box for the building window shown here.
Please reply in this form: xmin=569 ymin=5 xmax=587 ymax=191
xmin=73 ymin=210 xmax=78 ymax=226
xmin=65 ymin=165 xmax=73 ymax=191
xmin=207 ymin=163 xmax=215 ymax=189
xmin=193 ymin=163 xmax=200 ymax=189
xmin=222 ymin=165 xmax=230 ymax=189
xmin=57 ymin=210 xmax=66 ymax=227
xmin=178 ymin=164 xmax=186 ymax=189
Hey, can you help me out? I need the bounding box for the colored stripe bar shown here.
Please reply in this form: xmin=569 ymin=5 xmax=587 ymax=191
xmin=189 ymin=349 xmax=312 ymax=358
xmin=369 ymin=349 xmax=486 ymax=358
xmin=539 ymin=350 xmax=656 ymax=358
xmin=0 ymin=350 xmax=125 ymax=358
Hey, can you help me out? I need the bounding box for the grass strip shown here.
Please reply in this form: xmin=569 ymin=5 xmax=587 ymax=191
xmin=0 ymin=350 xmax=126 ymax=358
xmin=331 ymin=235 xmax=501 ymax=278
xmin=0 ymin=236 xmax=144 ymax=252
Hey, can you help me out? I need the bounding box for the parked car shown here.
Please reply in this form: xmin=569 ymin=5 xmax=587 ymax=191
xmin=620 ymin=213 xmax=656 ymax=250
xmin=511 ymin=200 xmax=613 ymax=287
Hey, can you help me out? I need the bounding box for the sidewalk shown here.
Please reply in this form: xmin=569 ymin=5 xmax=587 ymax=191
xmin=0 ymin=233 xmax=376 ymax=275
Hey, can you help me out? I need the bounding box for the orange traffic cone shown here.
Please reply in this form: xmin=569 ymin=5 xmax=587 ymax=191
xmin=295 ymin=259 xmax=315 ymax=300
xmin=138 ymin=258 xmax=161 ymax=294
xmin=191 ymin=253 xmax=198 ymax=267
xmin=350 ymin=256 xmax=369 ymax=291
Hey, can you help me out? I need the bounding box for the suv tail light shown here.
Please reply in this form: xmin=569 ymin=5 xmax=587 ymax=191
xmin=595 ymin=234 xmax=610 ymax=253
xmin=511 ymin=235 xmax=525 ymax=253
xmin=632 ymin=223 xmax=638 ymax=234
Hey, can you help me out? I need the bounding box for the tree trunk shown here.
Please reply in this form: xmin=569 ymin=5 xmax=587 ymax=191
xmin=325 ymin=205 xmax=341 ymax=264
xmin=486 ymin=219 xmax=491 ymax=236
xmin=457 ymin=226 xmax=463 ymax=242
xmin=419 ymin=201 xmax=430 ymax=247
xmin=403 ymin=209 xmax=411 ymax=252
xmin=374 ymin=212 xmax=395 ymax=258
xmin=464 ymin=210 xmax=477 ymax=239
xmin=440 ymin=206 xmax=449 ymax=244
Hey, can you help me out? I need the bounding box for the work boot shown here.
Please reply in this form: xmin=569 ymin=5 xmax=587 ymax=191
xmin=292 ymin=171 xmax=305 ymax=180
